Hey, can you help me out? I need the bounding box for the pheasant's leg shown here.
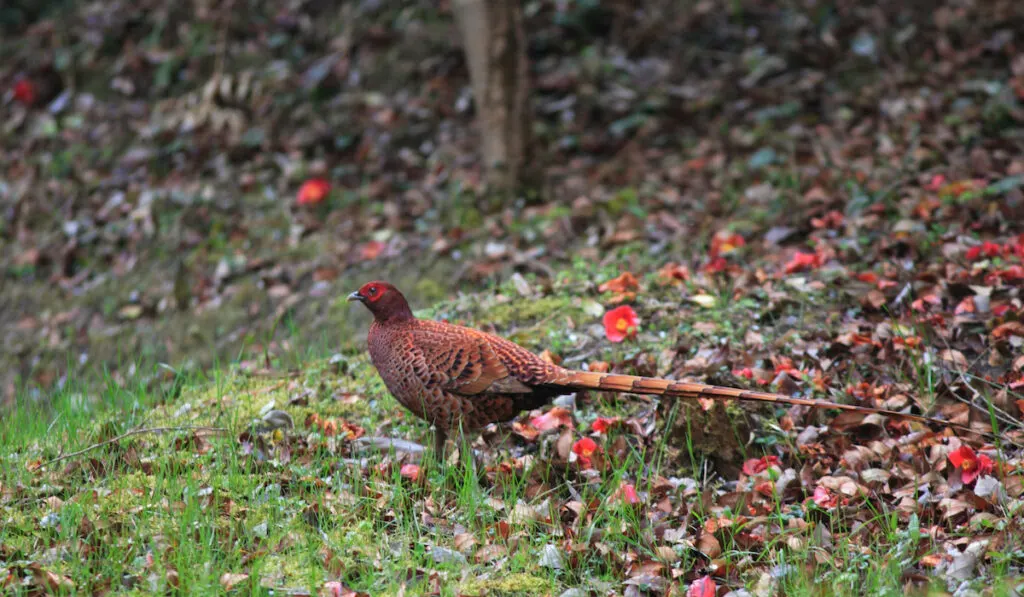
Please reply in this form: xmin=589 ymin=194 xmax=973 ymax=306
xmin=433 ymin=428 xmax=448 ymax=461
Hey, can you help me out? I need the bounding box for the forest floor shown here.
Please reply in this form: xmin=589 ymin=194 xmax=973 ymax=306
xmin=3 ymin=0 xmax=1024 ymax=595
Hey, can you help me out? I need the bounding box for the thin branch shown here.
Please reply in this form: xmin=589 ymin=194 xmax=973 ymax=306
xmin=934 ymin=334 xmax=1023 ymax=431
xmin=951 ymin=369 xmax=1023 ymax=430
xmin=44 ymin=426 xmax=227 ymax=466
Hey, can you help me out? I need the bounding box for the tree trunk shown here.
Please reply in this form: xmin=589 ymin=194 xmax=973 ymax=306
xmin=452 ymin=0 xmax=534 ymax=196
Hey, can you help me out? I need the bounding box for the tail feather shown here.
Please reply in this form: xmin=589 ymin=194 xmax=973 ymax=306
xmin=553 ymin=370 xmax=974 ymax=434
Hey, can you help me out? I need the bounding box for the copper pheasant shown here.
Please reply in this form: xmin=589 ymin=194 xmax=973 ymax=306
xmin=349 ymin=281 xmax=967 ymax=456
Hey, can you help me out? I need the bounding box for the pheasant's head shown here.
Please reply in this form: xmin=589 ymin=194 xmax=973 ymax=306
xmin=348 ymin=281 xmax=413 ymax=322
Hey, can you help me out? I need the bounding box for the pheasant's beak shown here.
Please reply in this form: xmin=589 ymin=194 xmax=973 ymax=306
xmin=347 ymin=291 xmax=365 ymax=303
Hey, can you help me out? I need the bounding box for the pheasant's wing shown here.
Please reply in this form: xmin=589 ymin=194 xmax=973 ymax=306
xmin=407 ymin=322 xmax=536 ymax=396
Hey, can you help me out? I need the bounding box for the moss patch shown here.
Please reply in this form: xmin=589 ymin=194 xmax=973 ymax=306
xmin=460 ymin=572 xmax=557 ymax=596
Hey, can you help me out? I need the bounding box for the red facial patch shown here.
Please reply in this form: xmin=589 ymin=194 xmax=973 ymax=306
xmin=364 ymin=284 xmax=386 ymax=302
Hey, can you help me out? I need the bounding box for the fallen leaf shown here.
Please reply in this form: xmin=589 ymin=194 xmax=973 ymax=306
xmin=687 ymin=575 xmax=716 ymax=597
xmin=992 ymin=321 xmax=1024 ymax=340
xmin=219 ymin=572 xmax=249 ymax=590
xmin=30 ymin=565 xmax=74 ymax=592
xmin=475 ymin=543 xmax=507 ymax=564
xmin=697 ymin=533 xmax=721 ymax=559
xmin=538 ymin=349 xmax=562 ymax=365
xmin=539 ymin=543 xmax=564 ymax=569
xmin=657 ymin=263 xmax=690 ymax=284
xmin=690 ymin=294 xmax=716 ymax=308
xmin=359 ymin=240 xmax=386 ymax=260
xmin=599 ymin=271 xmax=640 ymax=294
xmin=400 ymin=464 xmax=421 ymax=481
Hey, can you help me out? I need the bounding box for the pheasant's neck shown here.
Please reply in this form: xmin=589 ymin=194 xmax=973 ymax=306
xmin=372 ymin=312 xmax=414 ymax=325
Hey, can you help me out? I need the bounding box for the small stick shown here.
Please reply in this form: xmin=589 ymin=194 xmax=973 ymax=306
xmin=43 ymin=426 xmax=227 ymax=466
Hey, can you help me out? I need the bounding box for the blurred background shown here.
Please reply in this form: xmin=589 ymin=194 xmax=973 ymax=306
xmin=2 ymin=0 xmax=1023 ymax=408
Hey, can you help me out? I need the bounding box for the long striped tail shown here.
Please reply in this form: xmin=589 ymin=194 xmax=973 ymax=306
xmin=553 ymin=370 xmax=978 ymax=435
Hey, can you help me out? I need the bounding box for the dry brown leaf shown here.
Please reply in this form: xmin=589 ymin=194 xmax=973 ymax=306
xmin=599 ymin=272 xmax=639 ymax=293
xmin=656 ymin=263 xmax=690 ymax=284
xmin=598 ymin=271 xmax=640 ymax=302
xmin=454 ymin=532 xmax=477 ymax=553
xmin=475 ymin=543 xmax=507 ymax=564
xmin=697 ymin=533 xmax=721 ymax=558
xmin=992 ymin=321 xmax=1024 ymax=339
xmin=30 ymin=565 xmax=74 ymax=592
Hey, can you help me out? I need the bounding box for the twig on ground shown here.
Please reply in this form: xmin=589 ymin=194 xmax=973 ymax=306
xmin=353 ymin=436 xmax=426 ymax=455
xmin=44 ymin=426 xmax=227 ymax=466
xmin=934 ymin=336 xmax=1024 ymax=432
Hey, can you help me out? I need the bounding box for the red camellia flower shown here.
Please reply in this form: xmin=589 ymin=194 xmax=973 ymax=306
xmin=1013 ymin=234 xmax=1024 ymax=260
xmin=966 ymin=241 xmax=1005 ymax=261
xmin=618 ymin=483 xmax=640 ymax=505
xmin=572 ymin=437 xmax=597 ymax=456
xmin=784 ymin=251 xmax=823 ymax=274
xmin=530 ymin=407 xmax=573 ymax=432
xmin=296 ymin=178 xmax=331 ymax=206
xmin=603 ymin=305 xmax=640 ymax=343
xmin=703 ymin=256 xmax=728 ymax=274
xmin=773 ymin=356 xmax=804 ymax=379
xmin=571 ymin=437 xmax=599 ymax=469
xmin=987 ymin=265 xmax=1024 ymax=284
xmin=591 ymin=417 xmax=617 ymax=434
xmin=742 ymin=455 xmax=781 ymax=476
xmin=13 ymin=79 xmax=36 ymax=106
xmin=812 ymin=486 xmax=839 ymax=508
xmin=709 ymin=231 xmax=745 ymax=258
xmin=948 ymin=445 xmax=993 ymax=485
xmin=733 ymin=367 xmax=754 ymax=379
xmin=925 ymin=174 xmax=947 ymax=191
